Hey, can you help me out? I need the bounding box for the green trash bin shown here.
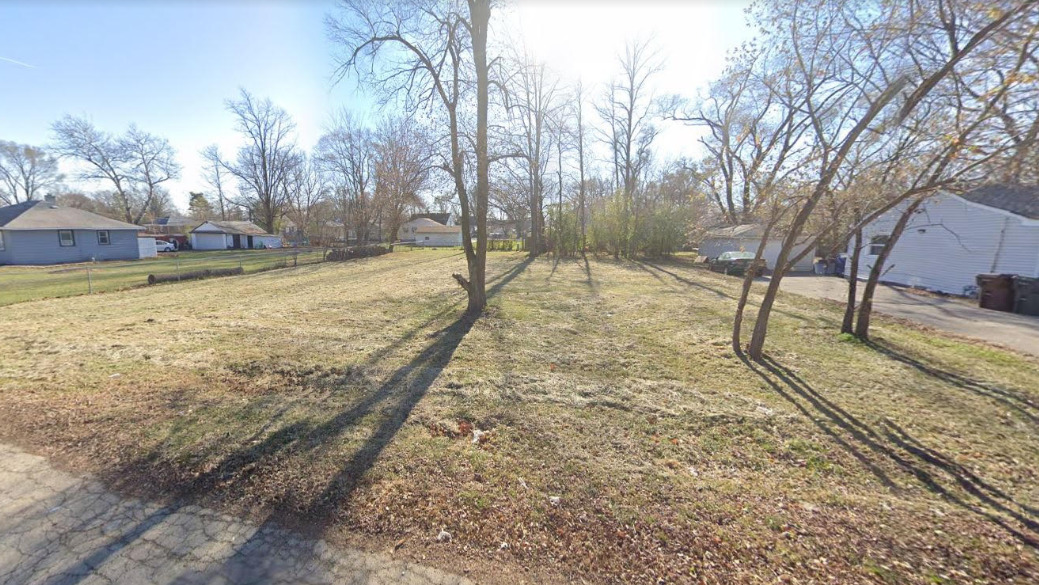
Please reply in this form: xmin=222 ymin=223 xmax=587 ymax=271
xmin=976 ymin=273 xmax=1015 ymax=312
xmin=1012 ymin=276 xmax=1039 ymax=316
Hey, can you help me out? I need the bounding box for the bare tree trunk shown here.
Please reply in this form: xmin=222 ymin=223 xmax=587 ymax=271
xmin=556 ymin=137 xmax=563 ymax=257
xmin=467 ymin=0 xmax=490 ymax=314
xmin=732 ymin=223 xmax=776 ymax=353
xmin=841 ymin=229 xmax=862 ymax=334
xmin=855 ymin=198 xmax=922 ymax=339
xmin=747 ymin=76 xmax=911 ymax=361
xmin=576 ymin=86 xmax=586 ymax=255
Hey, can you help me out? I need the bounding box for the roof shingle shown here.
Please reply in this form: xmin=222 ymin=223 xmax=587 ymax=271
xmin=191 ymin=221 xmax=271 ymax=235
xmin=959 ymin=184 xmax=1039 ymax=220
xmin=0 ymin=200 xmax=142 ymax=231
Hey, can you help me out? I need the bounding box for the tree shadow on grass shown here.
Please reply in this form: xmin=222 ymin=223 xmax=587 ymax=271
xmin=638 ymin=260 xmax=734 ymax=300
xmin=740 ymin=353 xmax=1039 ymax=549
xmin=863 ymin=338 xmax=1039 ymax=426
xmin=547 ymin=253 xmax=560 ymax=280
xmin=9 ymin=255 xmax=535 ymax=585
xmin=628 ymin=259 xmax=670 ymax=286
xmin=110 ymin=256 xmax=532 ymax=513
xmin=582 ymin=254 xmax=598 ymax=294
xmin=638 ymin=259 xmax=830 ymax=326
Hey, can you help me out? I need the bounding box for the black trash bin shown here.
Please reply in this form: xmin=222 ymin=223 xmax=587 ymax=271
xmin=976 ymin=273 xmax=1015 ymax=312
xmin=1013 ymin=276 xmax=1039 ymax=316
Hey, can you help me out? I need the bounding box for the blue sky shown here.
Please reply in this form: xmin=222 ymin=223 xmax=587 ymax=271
xmin=0 ymin=0 xmax=751 ymax=210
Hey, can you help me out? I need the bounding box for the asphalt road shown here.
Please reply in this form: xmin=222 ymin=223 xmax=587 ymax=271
xmin=0 ymin=443 xmax=471 ymax=585
xmin=774 ymin=275 xmax=1039 ymax=357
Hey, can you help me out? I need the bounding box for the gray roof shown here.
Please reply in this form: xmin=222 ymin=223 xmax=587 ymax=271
xmin=704 ymin=224 xmax=765 ymax=239
xmin=150 ymin=215 xmax=197 ymax=227
xmin=959 ymin=184 xmax=1039 ymax=220
xmin=0 ymin=200 xmax=143 ymax=231
xmin=409 ymin=212 xmax=450 ymax=225
xmin=192 ymin=220 xmax=271 ymax=236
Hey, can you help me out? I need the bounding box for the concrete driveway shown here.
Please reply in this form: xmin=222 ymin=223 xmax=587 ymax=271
xmin=773 ymin=275 xmax=1039 ymax=356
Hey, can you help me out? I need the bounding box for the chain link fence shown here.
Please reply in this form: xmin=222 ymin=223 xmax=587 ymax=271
xmin=0 ymin=248 xmax=328 ymax=306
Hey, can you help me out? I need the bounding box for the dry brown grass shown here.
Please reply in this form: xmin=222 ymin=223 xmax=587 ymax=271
xmin=2 ymin=249 xmax=1038 ymax=584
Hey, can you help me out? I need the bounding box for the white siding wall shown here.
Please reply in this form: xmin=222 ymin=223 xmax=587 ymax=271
xmin=416 ymin=231 xmax=462 ymax=246
xmin=191 ymin=233 xmax=229 ymax=250
xmin=138 ymin=238 xmax=158 ymax=258
xmin=191 ymin=233 xmax=281 ymax=249
xmin=700 ymin=237 xmax=815 ymax=272
xmin=846 ymin=193 xmax=1039 ymax=295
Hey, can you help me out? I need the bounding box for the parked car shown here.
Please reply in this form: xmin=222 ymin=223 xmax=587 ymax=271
xmin=156 ymin=240 xmax=176 ymax=252
xmin=708 ymin=251 xmax=765 ymax=276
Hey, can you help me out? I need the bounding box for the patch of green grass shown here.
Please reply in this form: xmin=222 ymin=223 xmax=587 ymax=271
xmin=0 ymin=248 xmax=326 ymax=305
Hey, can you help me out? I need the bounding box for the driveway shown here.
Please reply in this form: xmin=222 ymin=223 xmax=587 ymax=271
xmin=774 ymin=275 xmax=1039 ymax=356
xmin=0 ymin=443 xmax=470 ymax=585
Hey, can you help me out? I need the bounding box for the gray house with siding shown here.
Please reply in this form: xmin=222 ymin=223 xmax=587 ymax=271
xmin=0 ymin=196 xmax=143 ymax=265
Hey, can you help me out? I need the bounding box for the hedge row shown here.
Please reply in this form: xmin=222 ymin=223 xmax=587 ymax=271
xmin=324 ymin=245 xmax=392 ymax=262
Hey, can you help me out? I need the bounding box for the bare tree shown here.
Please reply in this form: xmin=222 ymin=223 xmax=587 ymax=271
xmin=506 ymin=53 xmax=560 ymax=257
xmin=667 ymin=46 xmax=810 ymax=229
xmin=574 ymin=82 xmax=588 ymax=253
xmin=743 ymin=0 xmax=1035 ymax=360
xmin=374 ymin=116 xmax=433 ymax=242
xmin=200 ymin=145 xmax=231 ymax=220
xmin=51 ymin=116 xmax=144 ymax=224
xmin=223 ymin=89 xmax=297 ymax=233
xmin=121 ymin=125 xmax=180 ymax=224
xmin=596 ymin=39 xmax=661 ymax=258
xmin=283 ymin=153 xmax=328 ymax=244
xmin=317 ymin=112 xmax=376 ymax=244
xmin=0 ymin=141 xmax=62 ymax=205
xmin=329 ymin=0 xmax=496 ymax=314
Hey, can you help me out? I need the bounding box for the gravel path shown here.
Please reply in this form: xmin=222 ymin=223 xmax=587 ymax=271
xmin=0 ymin=443 xmax=472 ymax=585
xmin=775 ymin=275 xmax=1039 ymax=356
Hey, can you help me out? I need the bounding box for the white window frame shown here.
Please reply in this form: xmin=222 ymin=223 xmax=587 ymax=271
xmin=97 ymin=230 xmax=111 ymax=245
xmin=868 ymin=235 xmax=889 ymax=256
xmin=58 ymin=230 xmax=75 ymax=247
xmin=0 ymin=230 xmax=5 ymax=251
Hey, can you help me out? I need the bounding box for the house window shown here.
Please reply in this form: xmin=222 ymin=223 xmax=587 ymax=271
xmin=868 ymin=235 xmax=889 ymax=256
xmin=0 ymin=231 xmax=5 ymax=251
xmin=97 ymin=230 xmax=111 ymax=245
xmin=58 ymin=230 xmax=75 ymax=247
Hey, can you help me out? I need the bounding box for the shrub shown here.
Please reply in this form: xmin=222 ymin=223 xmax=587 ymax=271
xmin=325 ymin=245 xmax=392 ymax=262
xmin=488 ymin=239 xmax=523 ymax=252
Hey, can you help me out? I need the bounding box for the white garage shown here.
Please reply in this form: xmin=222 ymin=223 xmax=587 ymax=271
xmin=414 ymin=225 xmax=463 ymax=247
xmin=190 ymin=221 xmax=282 ymax=250
xmin=700 ymin=224 xmax=816 ymax=272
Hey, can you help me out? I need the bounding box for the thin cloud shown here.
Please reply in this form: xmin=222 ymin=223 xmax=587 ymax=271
xmin=0 ymin=56 xmax=36 ymax=69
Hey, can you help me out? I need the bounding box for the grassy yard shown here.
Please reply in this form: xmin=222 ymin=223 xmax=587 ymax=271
xmin=0 ymin=248 xmax=326 ymax=306
xmin=1 ymin=249 xmax=1037 ymax=583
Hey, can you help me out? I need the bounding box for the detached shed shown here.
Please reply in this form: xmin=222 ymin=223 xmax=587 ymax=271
xmin=190 ymin=221 xmax=282 ymax=250
xmin=700 ymin=224 xmax=815 ymax=272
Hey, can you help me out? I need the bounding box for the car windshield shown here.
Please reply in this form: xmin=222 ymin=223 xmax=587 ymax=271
xmin=719 ymin=251 xmax=755 ymax=260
